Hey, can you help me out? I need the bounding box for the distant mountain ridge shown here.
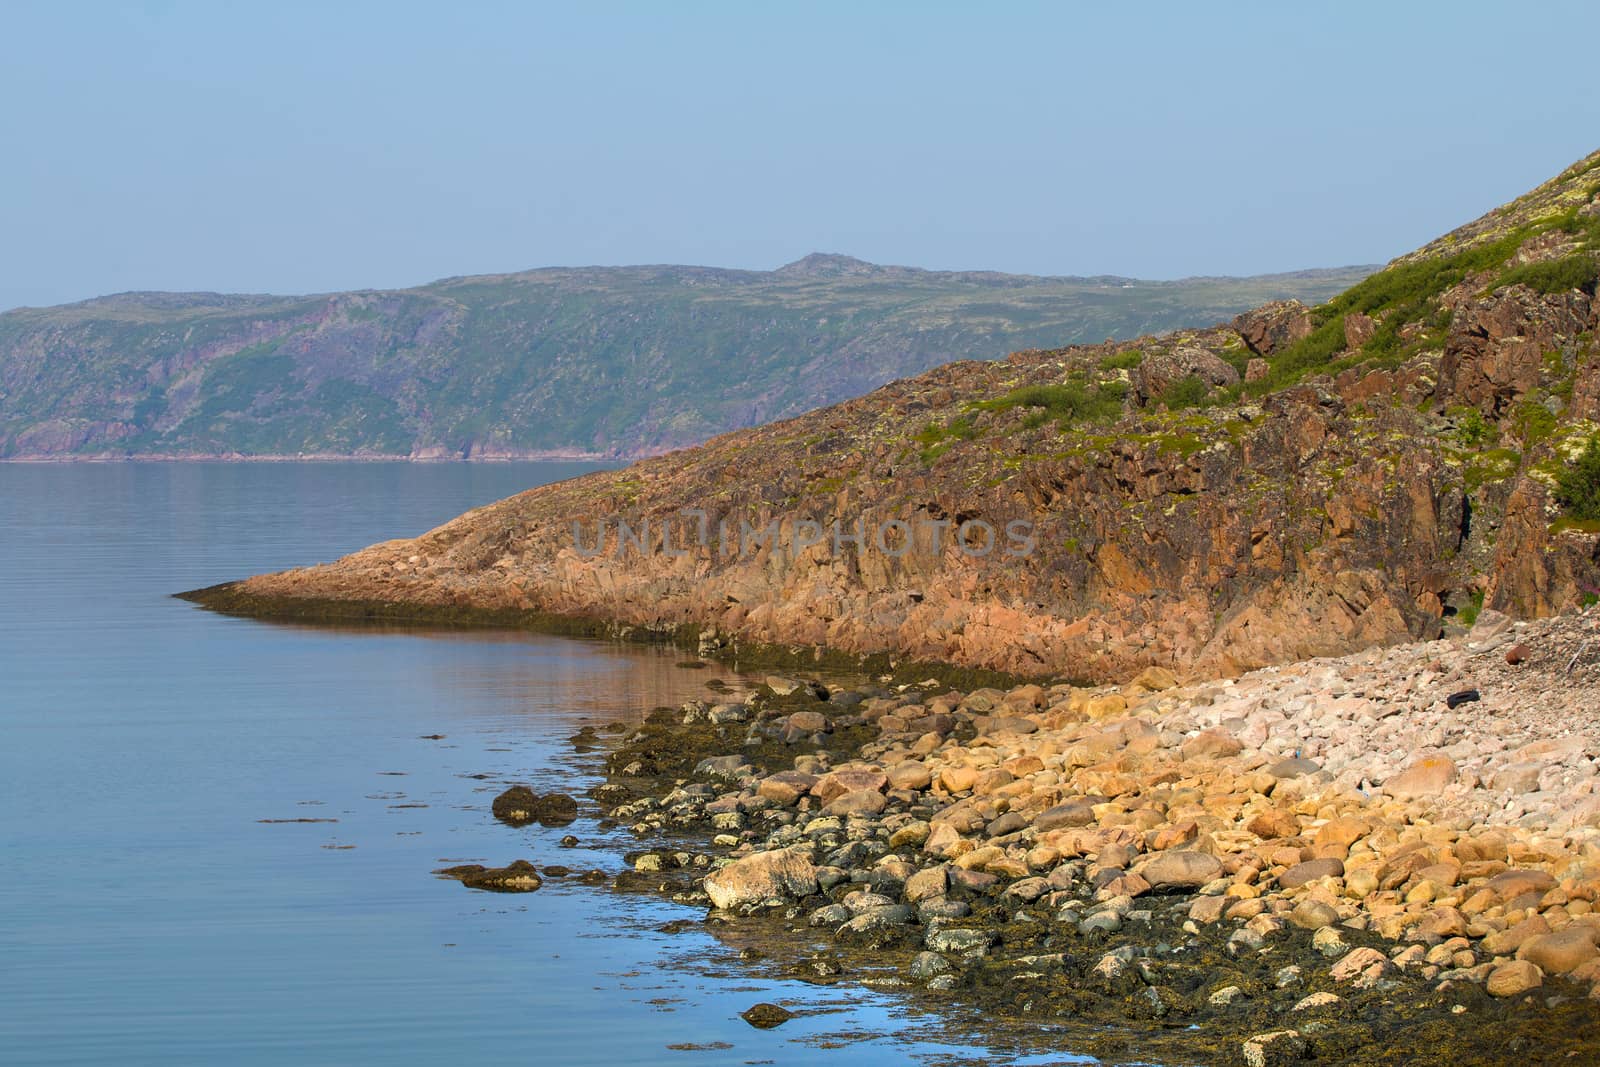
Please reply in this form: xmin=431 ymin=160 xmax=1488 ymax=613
xmin=0 ymin=256 xmax=1372 ymax=460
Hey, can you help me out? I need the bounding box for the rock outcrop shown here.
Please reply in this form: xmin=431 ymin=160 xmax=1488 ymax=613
xmin=186 ymin=149 xmax=1600 ymax=681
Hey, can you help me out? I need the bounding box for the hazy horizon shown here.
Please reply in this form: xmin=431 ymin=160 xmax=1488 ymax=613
xmin=2 ymin=252 xmax=1385 ymax=313
xmin=3 ymin=0 xmax=1596 ymax=312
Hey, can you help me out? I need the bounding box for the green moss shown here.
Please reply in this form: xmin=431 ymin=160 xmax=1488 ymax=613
xmin=1154 ymin=432 xmax=1208 ymax=458
xmin=915 ymin=413 xmax=980 ymax=464
xmin=1463 ymin=448 xmax=1520 ymax=491
xmin=1098 ymin=350 xmax=1143 ymax=371
xmin=1512 ymin=400 xmax=1559 ymax=448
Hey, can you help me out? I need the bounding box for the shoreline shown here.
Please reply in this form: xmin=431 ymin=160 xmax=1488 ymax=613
xmin=554 ymin=611 xmax=1600 ymax=1064
xmin=174 ymin=581 xmax=1046 ymax=692
xmin=196 ymin=579 xmax=1600 ymax=1059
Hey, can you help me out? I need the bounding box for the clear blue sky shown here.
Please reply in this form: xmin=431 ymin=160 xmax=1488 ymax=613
xmin=2 ymin=1 xmax=1596 ymax=311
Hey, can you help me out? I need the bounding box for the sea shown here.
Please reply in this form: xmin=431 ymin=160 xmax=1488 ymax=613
xmin=0 ymin=462 xmax=1084 ymax=1066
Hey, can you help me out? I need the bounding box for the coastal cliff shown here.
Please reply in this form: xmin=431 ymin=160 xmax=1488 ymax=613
xmin=188 ymin=149 xmax=1600 ymax=682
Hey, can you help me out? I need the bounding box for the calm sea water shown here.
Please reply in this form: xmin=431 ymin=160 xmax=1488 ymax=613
xmin=0 ymin=463 xmax=1079 ymax=1066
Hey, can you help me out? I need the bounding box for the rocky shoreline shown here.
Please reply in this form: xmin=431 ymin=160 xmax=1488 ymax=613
xmin=523 ymin=608 xmax=1600 ymax=1065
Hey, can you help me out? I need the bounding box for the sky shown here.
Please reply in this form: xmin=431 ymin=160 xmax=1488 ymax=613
xmin=2 ymin=1 xmax=1597 ymax=311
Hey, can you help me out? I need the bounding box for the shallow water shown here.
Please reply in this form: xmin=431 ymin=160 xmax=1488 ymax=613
xmin=0 ymin=462 xmax=1085 ymax=1066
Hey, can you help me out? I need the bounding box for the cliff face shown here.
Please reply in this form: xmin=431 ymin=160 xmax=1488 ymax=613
xmin=195 ymin=150 xmax=1600 ymax=681
xmin=0 ymin=260 xmax=1368 ymax=461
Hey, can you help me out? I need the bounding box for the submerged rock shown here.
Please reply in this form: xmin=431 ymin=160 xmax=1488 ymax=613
xmin=491 ymin=785 xmax=578 ymax=827
xmin=739 ymin=1002 xmax=795 ymax=1029
xmin=434 ymin=860 xmax=544 ymax=892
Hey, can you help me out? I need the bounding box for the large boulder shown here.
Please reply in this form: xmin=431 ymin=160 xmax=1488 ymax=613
xmin=1137 ymin=849 xmax=1223 ymax=890
xmin=1382 ymin=756 xmax=1456 ymax=799
xmin=704 ymin=848 xmax=819 ymax=909
xmin=1233 ymin=300 xmax=1314 ymax=357
xmin=1136 ymin=346 xmax=1241 ymax=402
xmin=1517 ymin=927 xmax=1600 ymax=974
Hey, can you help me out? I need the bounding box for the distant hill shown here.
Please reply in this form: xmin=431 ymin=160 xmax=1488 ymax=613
xmin=0 ymin=257 xmax=1372 ymax=459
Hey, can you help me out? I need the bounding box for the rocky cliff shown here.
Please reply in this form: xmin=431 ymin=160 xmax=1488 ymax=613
xmin=188 ymin=150 xmax=1600 ymax=682
xmin=0 ymin=259 xmax=1367 ymax=460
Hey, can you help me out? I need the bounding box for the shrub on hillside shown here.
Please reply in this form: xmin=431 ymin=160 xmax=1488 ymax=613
xmin=1555 ymin=437 xmax=1600 ymax=521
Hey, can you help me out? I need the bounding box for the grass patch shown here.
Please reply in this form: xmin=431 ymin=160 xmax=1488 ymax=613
xmin=915 ymin=414 xmax=979 ymax=463
xmin=974 ymin=379 xmax=1126 ymax=429
xmin=1494 ymin=254 xmax=1599 ymax=296
xmin=1159 ymin=375 xmax=1210 ymax=411
xmin=1099 ymin=350 xmax=1143 ymax=371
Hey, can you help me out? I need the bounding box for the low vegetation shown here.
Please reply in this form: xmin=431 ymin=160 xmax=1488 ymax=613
xmin=1556 ymin=436 xmax=1600 ymax=521
xmin=973 ymin=379 xmax=1127 ymax=431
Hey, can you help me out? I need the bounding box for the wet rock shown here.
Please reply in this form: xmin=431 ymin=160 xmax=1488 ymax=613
xmin=740 ymin=1002 xmax=795 ymax=1028
xmin=918 ymin=898 xmax=971 ymax=921
xmin=1209 ymin=984 xmax=1247 ymax=1006
xmin=704 ymin=848 xmax=819 ymax=909
xmin=434 ymin=860 xmax=544 ymax=892
xmin=925 ymin=927 xmax=996 ymax=955
xmin=785 ymin=710 xmax=830 ymax=735
xmin=1311 ymin=926 xmax=1347 ymax=957
xmin=1241 ymin=1028 xmax=1307 ymax=1066
xmin=1330 ymin=947 xmax=1391 ymax=985
xmin=837 ymin=904 xmax=915 ymax=935
xmin=696 ymin=754 xmax=751 ymax=780
xmin=809 ymin=903 xmax=851 ymax=927
xmin=758 ymin=770 xmax=819 ymax=805
xmin=904 ymin=866 xmax=949 ymax=903
xmin=909 ymin=951 xmax=950 ymax=980
xmin=491 ymin=786 xmax=578 ymax=827
xmin=764 ymin=676 xmax=803 ymax=697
